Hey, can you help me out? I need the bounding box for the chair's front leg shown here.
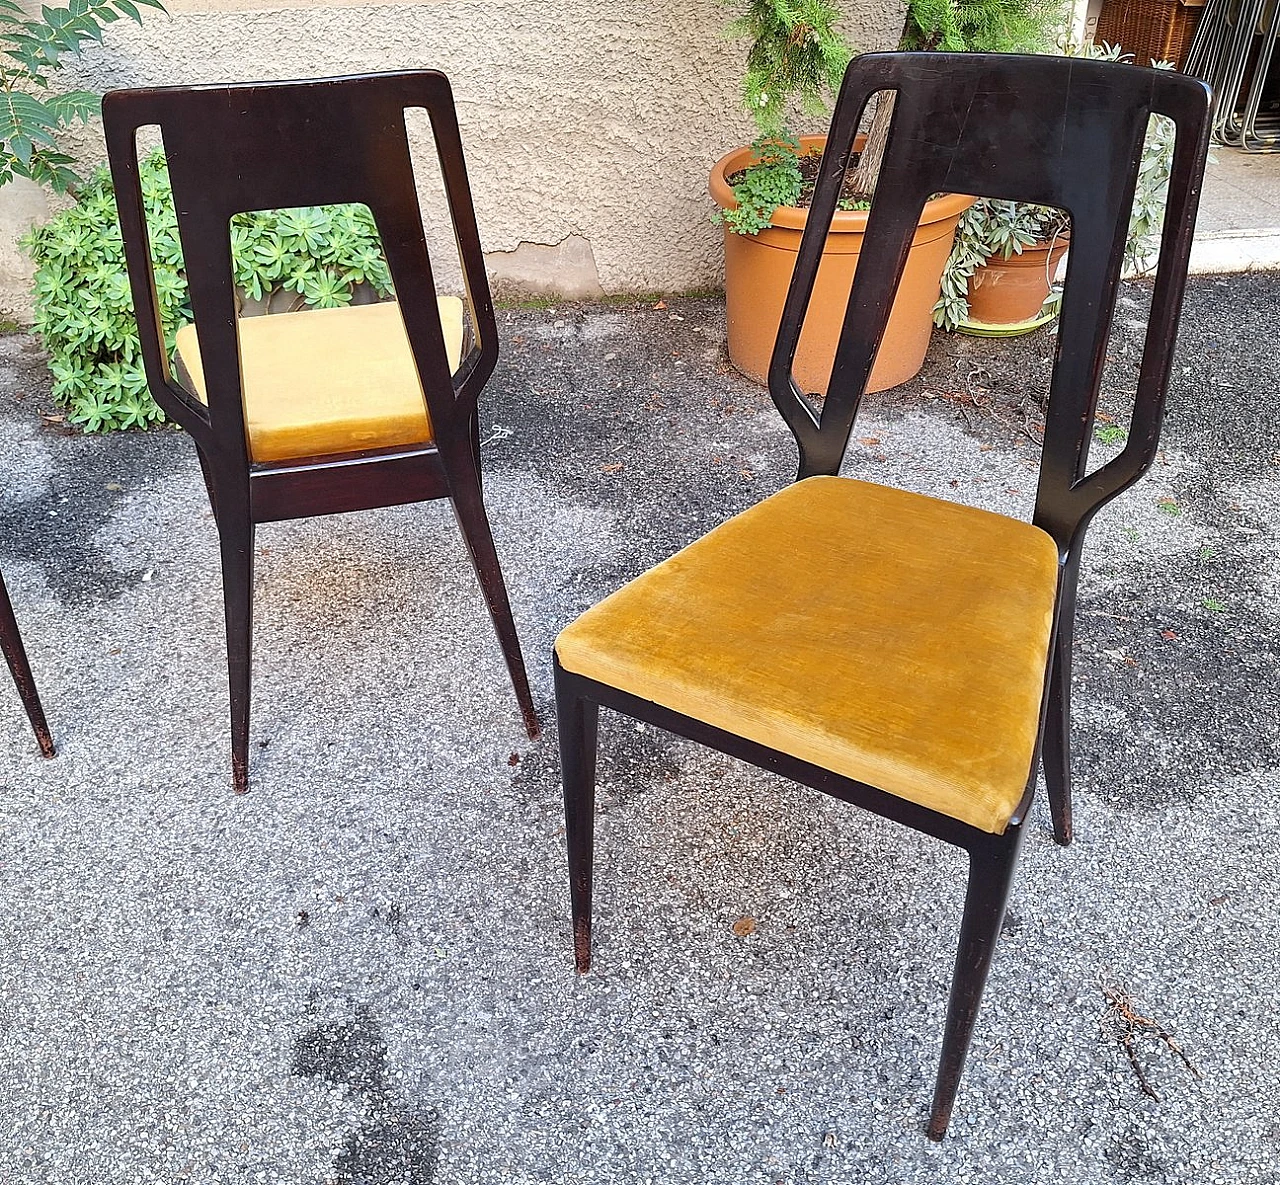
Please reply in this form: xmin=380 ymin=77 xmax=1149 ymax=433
xmin=555 ymin=661 xmax=599 ymax=973
xmin=928 ymin=823 xmax=1026 ymax=1140
xmin=442 ymin=437 xmax=539 ymax=741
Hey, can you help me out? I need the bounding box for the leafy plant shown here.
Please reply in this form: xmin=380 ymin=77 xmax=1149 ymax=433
xmin=934 ymin=200 xmax=1069 ymax=329
xmin=716 ymin=1 xmax=852 ymax=234
xmin=23 ymin=151 xmax=394 ymax=432
xmin=720 ymin=133 xmax=805 ymax=235
xmin=1 ymin=0 xmax=164 ymax=194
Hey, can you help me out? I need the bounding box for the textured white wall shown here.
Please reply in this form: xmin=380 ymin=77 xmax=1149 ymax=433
xmin=0 ymin=0 xmax=907 ymax=314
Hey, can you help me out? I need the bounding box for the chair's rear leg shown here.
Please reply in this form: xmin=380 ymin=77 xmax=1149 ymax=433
xmin=0 ymin=572 xmax=55 ymax=758
xmin=447 ymin=458 xmax=539 ymax=740
xmin=555 ymin=661 xmax=598 ymax=973
xmin=1042 ymin=626 xmax=1073 ymax=846
xmin=1043 ymin=549 xmax=1082 ymax=846
xmin=928 ymin=826 xmax=1025 ymax=1140
xmin=215 ymin=493 xmax=255 ymax=794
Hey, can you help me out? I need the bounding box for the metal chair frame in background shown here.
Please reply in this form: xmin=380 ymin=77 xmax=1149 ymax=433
xmin=556 ymin=53 xmax=1210 ymax=1138
xmin=1 ymin=571 xmax=55 ymax=757
xmin=1187 ymin=0 xmax=1280 ymax=149
xmin=104 ymin=72 xmax=539 ymax=793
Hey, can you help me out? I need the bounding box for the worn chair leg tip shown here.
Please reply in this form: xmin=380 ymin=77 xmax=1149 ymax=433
xmin=926 ymin=1124 xmax=947 ymax=1142
xmin=38 ymin=739 xmax=56 ymax=759
xmin=573 ymin=927 xmax=592 ymax=973
xmin=524 ymin=714 xmax=542 ymax=742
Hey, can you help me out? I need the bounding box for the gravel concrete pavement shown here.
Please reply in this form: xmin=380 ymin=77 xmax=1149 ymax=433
xmin=1 ymin=275 xmax=1277 ymax=1183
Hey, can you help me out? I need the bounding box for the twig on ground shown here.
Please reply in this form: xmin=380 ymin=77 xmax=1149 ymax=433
xmin=1099 ymin=974 xmax=1201 ymax=1102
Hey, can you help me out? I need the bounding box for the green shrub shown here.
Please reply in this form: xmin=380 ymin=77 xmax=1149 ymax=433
xmin=23 ymin=151 xmax=394 ymax=432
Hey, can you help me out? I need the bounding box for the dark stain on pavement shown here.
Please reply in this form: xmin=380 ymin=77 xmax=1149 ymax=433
xmin=0 ymin=335 xmax=185 ymax=604
xmin=293 ymin=1002 xmax=440 ymax=1184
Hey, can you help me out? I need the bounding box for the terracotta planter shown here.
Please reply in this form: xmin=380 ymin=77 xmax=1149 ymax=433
xmin=709 ymin=135 xmax=974 ymax=395
xmin=965 ymin=237 xmax=1070 ymax=329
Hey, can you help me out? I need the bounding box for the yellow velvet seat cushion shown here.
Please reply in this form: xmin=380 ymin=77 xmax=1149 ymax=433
xmin=174 ymin=298 xmax=464 ymax=463
xmin=555 ymin=476 xmax=1061 ymax=834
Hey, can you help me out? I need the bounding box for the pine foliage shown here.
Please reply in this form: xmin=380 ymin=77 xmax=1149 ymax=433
xmin=903 ymin=0 xmax=1068 ymax=53
xmin=723 ymin=1 xmax=854 ymax=138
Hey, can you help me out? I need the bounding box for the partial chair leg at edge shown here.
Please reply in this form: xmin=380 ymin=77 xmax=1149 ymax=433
xmin=0 ymin=574 xmax=55 ymax=758
xmin=555 ymin=664 xmax=598 ymax=974
xmin=217 ymin=504 xmax=256 ymax=795
xmin=448 ymin=461 xmax=540 ymax=741
xmin=928 ymin=825 xmax=1026 ymax=1140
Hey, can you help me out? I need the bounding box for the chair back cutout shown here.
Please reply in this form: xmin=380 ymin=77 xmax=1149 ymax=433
xmin=104 ymin=72 xmax=496 ymax=463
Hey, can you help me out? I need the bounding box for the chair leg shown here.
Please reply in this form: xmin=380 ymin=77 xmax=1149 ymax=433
xmin=555 ymin=662 xmax=598 ymax=973
xmin=1043 ymin=548 xmax=1082 ymax=846
xmin=928 ymin=827 xmax=1025 ymax=1140
xmin=0 ymin=572 xmax=55 ymax=758
xmin=215 ymin=496 xmax=255 ymax=794
xmin=1042 ymin=625 xmax=1073 ymax=846
xmin=447 ymin=456 xmax=540 ymax=740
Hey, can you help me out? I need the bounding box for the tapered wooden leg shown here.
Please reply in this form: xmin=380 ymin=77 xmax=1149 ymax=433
xmin=555 ymin=661 xmax=598 ymax=973
xmin=447 ymin=455 xmax=539 ymax=740
xmin=928 ymin=827 xmax=1025 ymax=1140
xmin=1043 ymin=549 xmax=1082 ymax=846
xmin=1042 ymin=625 xmax=1073 ymax=846
xmin=0 ymin=571 xmax=55 ymax=758
xmin=215 ymin=495 xmax=255 ymax=794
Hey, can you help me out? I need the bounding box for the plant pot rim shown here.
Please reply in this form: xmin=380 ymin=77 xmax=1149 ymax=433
xmin=981 ymin=234 xmax=1072 ymax=267
xmin=709 ymin=133 xmax=975 ymax=233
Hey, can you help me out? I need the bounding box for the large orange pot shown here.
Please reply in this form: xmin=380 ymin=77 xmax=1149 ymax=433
xmin=709 ymin=136 xmax=973 ymax=394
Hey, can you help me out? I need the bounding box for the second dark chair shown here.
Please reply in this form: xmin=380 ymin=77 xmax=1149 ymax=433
xmin=105 ymin=72 xmax=538 ymax=792
xmin=554 ymin=53 xmax=1210 ymax=1137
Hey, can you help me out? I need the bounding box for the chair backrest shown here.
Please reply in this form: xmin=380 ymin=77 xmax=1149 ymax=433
xmin=104 ymin=71 xmax=496 ymax=465
xmin=771 ymin=52 xmax=1211 ymax=552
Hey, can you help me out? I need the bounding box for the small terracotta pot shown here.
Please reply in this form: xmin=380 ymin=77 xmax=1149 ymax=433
xmin=709 ymin=135 xmax=974 ymax=395
xmin=965 ymin=237 xmax=1070 ymax=328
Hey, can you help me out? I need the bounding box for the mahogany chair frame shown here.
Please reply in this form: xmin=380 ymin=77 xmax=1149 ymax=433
xmin=104 ymin=72 xmax=538 ymax=793
xmin=556 ymin=53 xmax=1210 ymax=1137
xmin=1 ymin=571 xmax=55 ymax=757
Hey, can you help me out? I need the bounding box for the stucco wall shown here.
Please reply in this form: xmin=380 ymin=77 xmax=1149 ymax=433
xmin=0 ymin=0 xmax=907 ymax=316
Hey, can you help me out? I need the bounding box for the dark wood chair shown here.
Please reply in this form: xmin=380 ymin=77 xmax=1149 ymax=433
xmin=553 ymin=53 xmax=1210 ymax=1138
xmin=103 ymin=72 xmax=539 ymax=793
xmin=1 ymin=571 xmax=55 ymax=757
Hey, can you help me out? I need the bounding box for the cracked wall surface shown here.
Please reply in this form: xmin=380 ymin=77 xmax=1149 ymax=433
xmin=0 ymin=0 xmax=908 ymax=316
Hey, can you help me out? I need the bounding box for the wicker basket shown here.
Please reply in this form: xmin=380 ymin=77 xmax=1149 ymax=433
xmin=1094 ymin=0 xmax=1205 ymax=69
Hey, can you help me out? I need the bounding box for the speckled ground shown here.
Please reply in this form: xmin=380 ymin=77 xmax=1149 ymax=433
xmin=1 ymin=276 xmax=1277 ymax=1184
